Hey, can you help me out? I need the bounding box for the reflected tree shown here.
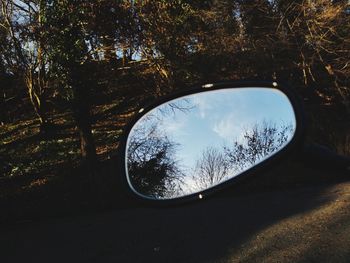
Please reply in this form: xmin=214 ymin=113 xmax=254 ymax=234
xmin=192 ymin=147 xmax=230 ymax=190
xmin=159 ymin=99 xmax=195 ymax=116
xmin=189 ymin=121 xmax=294 ymax=192
xmin=152 ymin=98 xmax=195 ymax=121
xmin=127 ymin=121 xmax=184 ymax=198
xmin=225 ymin=121 xmax=294 ymax=171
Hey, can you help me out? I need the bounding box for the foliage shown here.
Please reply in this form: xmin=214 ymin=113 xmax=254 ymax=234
xmin=0 ymin=0 xmax=349 ymax=190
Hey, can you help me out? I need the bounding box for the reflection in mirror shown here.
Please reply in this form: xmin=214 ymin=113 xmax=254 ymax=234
xmin=125 ymin=88 xmax=296 ymax=200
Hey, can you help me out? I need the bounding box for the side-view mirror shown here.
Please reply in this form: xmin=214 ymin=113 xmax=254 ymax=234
xmin=120 ymin=81 xmax=304 ymax=203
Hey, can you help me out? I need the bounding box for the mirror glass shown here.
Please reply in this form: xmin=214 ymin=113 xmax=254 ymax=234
xmin=125 ymin=87 xmax=296 ymax=200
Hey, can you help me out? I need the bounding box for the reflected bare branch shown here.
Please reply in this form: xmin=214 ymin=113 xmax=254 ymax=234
xmin=127 ymin=121 xmax=185 ymax=198
xmin=224 ymin=121 xmax=294 ymax=171
xmin=192 ymin=147 xmax=230 ymax=190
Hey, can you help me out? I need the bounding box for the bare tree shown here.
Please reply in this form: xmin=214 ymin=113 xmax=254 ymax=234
xmin=0 ymin=0 xmax=50 ymax=129
xmin=275 ymin=0 xmax=350 ymax=112
xmin=225 ymin=121 xmax=294 ymax=171
xmin=192 ymin=147 xmax=230 ymax=190
xmin=187 ymin=122 xmax=294 ymax=193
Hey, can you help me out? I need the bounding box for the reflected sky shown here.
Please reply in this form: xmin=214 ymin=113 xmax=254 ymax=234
xmin=154 ymin=88 xmax=296 ymax=169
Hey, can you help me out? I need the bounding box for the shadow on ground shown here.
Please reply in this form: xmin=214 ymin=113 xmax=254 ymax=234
xmin=0 ymin=157 xmax=349 ymax=263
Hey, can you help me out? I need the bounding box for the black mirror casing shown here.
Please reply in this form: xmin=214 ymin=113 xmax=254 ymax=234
xmin=118 ymin=81 xmax=306 ymax=205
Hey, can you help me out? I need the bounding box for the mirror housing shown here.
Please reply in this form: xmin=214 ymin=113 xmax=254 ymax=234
xmin=119 ymin=81 xmax=305 ymax=204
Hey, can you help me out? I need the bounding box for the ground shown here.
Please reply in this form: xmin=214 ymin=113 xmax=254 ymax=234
xmin=0 ymin=161 xmax=349 ymax=263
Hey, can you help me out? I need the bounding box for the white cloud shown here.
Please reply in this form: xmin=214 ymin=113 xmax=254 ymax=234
xmin=192 ymin=95 xmax=212 ymax=119
xmin=160 ymin=114 xmax=189 ymax=138
xmin=212 ymin=114 xmax=249 ymax=144
xmin=162 ymin=119 xmax=184 ymax=133
xmin=213 ymin=116 xmax=236 ymax=139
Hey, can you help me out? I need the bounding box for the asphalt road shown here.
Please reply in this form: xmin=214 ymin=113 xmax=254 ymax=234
xmin=1 ymin=163 xmax=350 ymax=263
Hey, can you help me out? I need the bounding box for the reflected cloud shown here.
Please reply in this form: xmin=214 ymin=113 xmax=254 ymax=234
xmin=192 ymin=96 xmax=212 ymax=119
xmin=161 ymin=117 xmax=187 ymax=135
xmin=213 ymin=114 xmax=239 ymax=140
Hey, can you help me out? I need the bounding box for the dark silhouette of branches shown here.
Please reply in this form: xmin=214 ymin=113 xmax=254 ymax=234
xmin=186 ymin=121 xmax=294 ymax=193
xmin=225 ymin=121 xmax=294 ymax=171
xmin=127 ymin=121 xmax=184 ymax=198
xmin=157 ymin=99 xmax=195 ymax=116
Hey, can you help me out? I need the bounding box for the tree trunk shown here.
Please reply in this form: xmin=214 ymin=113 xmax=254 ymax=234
xmin=74 ymin=100 xmax=97 ymax=166
xmin=73 ymin=97 xmax=98 ymax=190
xmin=25 ymin=67 xmax=53 ymax=135
xmin=69 ymin=60 xmax=97 ymax=187
xmin=102 ymin=35 xmax=116 ymax=64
